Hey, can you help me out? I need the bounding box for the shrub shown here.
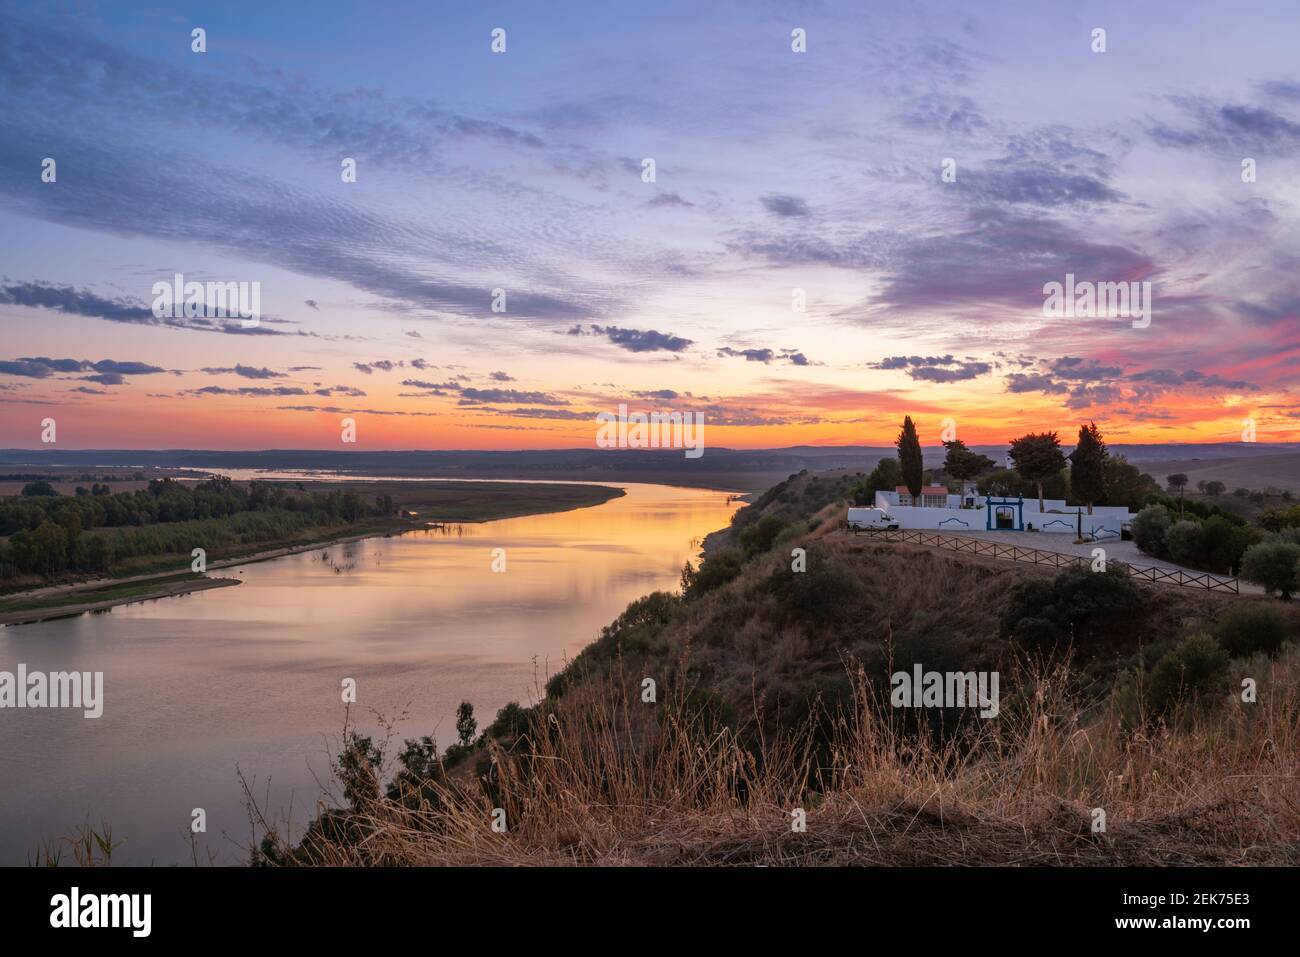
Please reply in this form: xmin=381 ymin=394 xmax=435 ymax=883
xmin=603 ymin=590 xmax=680 ymax=636
xmin=1260 ymin=504 xmax=1300 ymax=532
xmin=769 ymin=556 xmax=865 ymax=627
xmin=1007 ymin=615 xmax=1067 ymax=649
xmin=1164 ymin=519 xmax=1204 ymax=567
xmin=1199 ymin=515 xmax=1253 ymax=574
xmin=1146 ymin=633 xmax=1230 ymax=714
xmin=1130 ymin=504 xmax=1170 ymax=556
xmin=1213 ymin=604 xmax=1289 ymax=658
xmin=1240 ymin=541 xmax=1300 ymax=599
xmin=738 ymin=513 xmax=787 ymax=557
xmin=1000 ymin=564 xmax=1142 ymax=648
xmin=680 ymin=549 xmax=744 ymax=600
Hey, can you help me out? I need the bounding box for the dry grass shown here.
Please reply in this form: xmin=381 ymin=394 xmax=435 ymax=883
xmin=258 ymin=645 xmax=1300 ymax=867
xmin=248 ymin=502 xmax=1299 ymax=867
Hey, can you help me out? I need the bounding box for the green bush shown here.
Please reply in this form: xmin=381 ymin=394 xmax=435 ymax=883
xmin=1200 ymin=515 xmax=1255 ymax=575
xmin=1240 ymin=541 xmax=1300 ymax=599
xmin=1146 ymin=633 xmax=1230 ymax=714
xmin=769 ymin=555 xmax=865 ymax=627
xmin=1213 ymin=604 xmax=1289 ymax=658
xmin=1000 ymin=564 xmax=1142 ymax=647
xmin=738 ymin=513 xmax=788 ymax=557
xmin=1004 ymin=614 xmax=1066 ymax=649
xmin=1130 ymin=504 xmax=1171 ymax=557
xmin=850 ymin=458 xmax=901 ymax=506
xmin=1164 ymin=519 xmax=1204 ymax=567
xmin=680 ymin=549 xmax=744 ymax=600
xmin=1260 ymin=504 xmax=1300 ymax=531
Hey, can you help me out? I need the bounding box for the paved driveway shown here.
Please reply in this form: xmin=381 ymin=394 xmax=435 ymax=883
xmin=937 ymin=529 xmax=1258 ymax=593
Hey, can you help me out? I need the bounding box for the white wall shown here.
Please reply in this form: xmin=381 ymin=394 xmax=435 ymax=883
xmin=875 ymin=504 xmax=985 ymax=531
xmin=872 ymin=493 xmax=1128 ymax=538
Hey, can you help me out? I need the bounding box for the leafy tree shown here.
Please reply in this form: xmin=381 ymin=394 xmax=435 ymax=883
xmin=1260 ymin=505 xmax=1300 ymax=532
xmin=455 ymin=701 xmax=477 ymax=748
xmin=1200 ymin=515 xmax=1251 ymax=575
xmin=1131 ymin=504 xmax=1171 ymax=557
xmin=1166 ymin=473 xmax=1189 ymax=517
xmin=1103 ymin=455 xmax=1157 ymax=511
xmin=1203 ymin=480 xmax=1226 ymax=497
xmin=20 ymin=481 xmax=57 ymax=497
xmin=851 ymin=457 xmax=901 ymax=505
xmin=942 ymin=439 xmax=996 ymax=483
xmin=738 ymin=513 xmax=787 ymax=556
xmin=1067 ymin=422 xmax=1107 ymax=514
xmin=977 ymin=468 xmax=1021 ymax=497
xmin=1008 ymin=431 xmax=1066 ymax=511
xmin=1240 ymin=541 xmax=1300 ymax=599
xmin=895 ymin=416 xmax=923 ymax=500
xmin=1165 ymin=520 xmax=1204 ymax=567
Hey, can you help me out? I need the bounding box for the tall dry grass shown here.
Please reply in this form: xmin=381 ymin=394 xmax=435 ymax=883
xmin=258 ymin=646 xmax=1300 ymax=866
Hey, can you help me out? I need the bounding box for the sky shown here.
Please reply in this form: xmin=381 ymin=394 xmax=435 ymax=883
xmin=0 ymin=0 xmax=1298 ymax=451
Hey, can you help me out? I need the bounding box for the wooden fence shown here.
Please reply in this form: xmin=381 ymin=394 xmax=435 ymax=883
xmin=850 ymin=526 xmax=1239 ymax=594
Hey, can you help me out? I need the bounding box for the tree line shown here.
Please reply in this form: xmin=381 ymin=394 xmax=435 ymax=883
xmin=0 ymin=477 xmax=395 ymax=581
xmin=853 ymin=418 xmax=1158 ymax=512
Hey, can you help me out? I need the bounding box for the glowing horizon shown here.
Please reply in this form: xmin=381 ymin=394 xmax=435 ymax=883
xmin=1 ymin=2 xmax=1297 ymax=451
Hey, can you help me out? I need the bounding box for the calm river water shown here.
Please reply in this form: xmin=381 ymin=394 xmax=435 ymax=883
xmin=0 ymin=481 xmax=737 ymax=865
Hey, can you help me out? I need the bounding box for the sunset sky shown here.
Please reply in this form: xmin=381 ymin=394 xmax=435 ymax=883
xmin=1 ymin=0 xmax=1298 ymax=450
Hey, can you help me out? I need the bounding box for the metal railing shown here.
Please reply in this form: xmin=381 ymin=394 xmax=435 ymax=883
xmin=850 ymin=526 xmax=1239 ymax=593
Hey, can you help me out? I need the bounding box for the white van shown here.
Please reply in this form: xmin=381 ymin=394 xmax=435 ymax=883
xmin=847 ymin=507 xmax=899 ymax=530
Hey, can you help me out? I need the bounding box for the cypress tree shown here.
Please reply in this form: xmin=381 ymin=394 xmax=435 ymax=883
xmin=1069 ymin=421 xmax=1108 ymax=515
xmin=896 ymin=416 xmax=923 ymax=501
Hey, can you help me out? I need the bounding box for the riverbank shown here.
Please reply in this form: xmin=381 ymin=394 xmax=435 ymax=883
xmin=0 ymin=575 xmax=241 ymax=626
xmin=0 ymin=479 xmax=625 ymax=625
xmin=0 ymin=482 xmax=739 ymax=865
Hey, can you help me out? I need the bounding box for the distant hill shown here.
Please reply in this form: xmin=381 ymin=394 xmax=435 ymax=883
xmin=1124 ymin=451 xmax=1300 ymax=493
xmin=0 ymin=443 xmax=1294 ymax=492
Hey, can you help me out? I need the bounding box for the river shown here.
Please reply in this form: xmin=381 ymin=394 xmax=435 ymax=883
xmin=0 ymin=481 xmax=738 ymax=865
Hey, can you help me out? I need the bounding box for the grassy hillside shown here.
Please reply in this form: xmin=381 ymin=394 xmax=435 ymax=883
xmin=260 ymin=469 xmax=1300 ymax=867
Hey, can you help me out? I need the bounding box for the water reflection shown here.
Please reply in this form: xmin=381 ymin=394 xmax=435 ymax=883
xmin=0 ymin=483 xmax=736 ymax=864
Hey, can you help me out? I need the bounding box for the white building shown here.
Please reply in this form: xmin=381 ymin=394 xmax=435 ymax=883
xmin=872 ymin=488 xmax=1132 ymax=539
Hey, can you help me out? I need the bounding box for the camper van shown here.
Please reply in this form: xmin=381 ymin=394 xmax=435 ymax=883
xmin=847 ymin=507 xmax=899 ymax=531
